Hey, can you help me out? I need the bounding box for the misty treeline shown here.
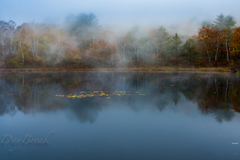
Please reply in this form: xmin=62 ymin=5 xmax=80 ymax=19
xmin=0 ymin=13 xmax=240 ymax=69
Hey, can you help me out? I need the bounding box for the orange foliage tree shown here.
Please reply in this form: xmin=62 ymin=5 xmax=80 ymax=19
xmin=86 ymin=40 xmax=118 ymax=67
xmin=231 ymin=27 xmax=240 ymax=69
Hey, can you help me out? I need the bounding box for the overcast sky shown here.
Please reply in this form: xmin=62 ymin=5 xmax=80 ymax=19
xmin=0 ymin=0 xmax=240 ymax=33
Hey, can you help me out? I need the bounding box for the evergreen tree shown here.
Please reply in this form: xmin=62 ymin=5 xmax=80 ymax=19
xmin=181 ymin=39 xmax=200 ymax=66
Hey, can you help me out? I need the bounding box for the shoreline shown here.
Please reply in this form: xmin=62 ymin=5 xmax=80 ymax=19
xmin=0 ymin=67 xmax=233 ymax=73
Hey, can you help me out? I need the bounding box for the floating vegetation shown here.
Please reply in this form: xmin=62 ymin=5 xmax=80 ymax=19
xmin=55 ymin=91 xmax=147 ymax=99
xmin=55 ymin=95 xmax=64 ymax=97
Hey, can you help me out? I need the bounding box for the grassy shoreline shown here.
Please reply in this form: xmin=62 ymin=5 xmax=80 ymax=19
xmin=0 ymin=67 xmax=232 ymax=73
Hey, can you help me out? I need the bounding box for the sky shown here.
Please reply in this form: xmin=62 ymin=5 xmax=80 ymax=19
xmin=0 ymin=0 xmax=240 ymax=33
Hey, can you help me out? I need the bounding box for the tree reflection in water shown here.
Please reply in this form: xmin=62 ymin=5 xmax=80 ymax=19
xmin=0 ymin=72 xmax=239 ymax=123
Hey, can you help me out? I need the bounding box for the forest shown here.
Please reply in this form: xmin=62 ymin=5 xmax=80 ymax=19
xmin=0 ymin=13 xmax=240 ymax=71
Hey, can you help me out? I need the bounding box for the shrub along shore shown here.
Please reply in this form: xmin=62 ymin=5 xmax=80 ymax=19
xmin=0 ymin=67 xmax=232 ymax=73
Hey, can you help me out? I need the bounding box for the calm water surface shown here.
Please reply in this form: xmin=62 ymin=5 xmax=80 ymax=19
xmin=1 ymin=72 xmax=240 ymax=160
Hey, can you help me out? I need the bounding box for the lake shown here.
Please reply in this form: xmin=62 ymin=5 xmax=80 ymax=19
xmin=1 ymin=72 xmax=240 ymax=160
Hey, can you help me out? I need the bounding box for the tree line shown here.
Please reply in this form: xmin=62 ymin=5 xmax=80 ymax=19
xmin=0 ymin=13 xmax=240 ymax=70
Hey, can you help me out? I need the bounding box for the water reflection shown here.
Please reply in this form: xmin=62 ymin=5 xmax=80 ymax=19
xmin=0 ymin=72 xmax=239 ymax=123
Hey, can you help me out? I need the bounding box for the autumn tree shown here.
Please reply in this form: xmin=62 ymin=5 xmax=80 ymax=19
xmin=232 ymin=28 xmax=240 ymax=53
xmin=214 ymin=14 xmax=236 ymax=62
xmin=230 ymin=28 xmax=240 ymax=70
xmin=86 ymin=40 xmax=118 ymax=67
xmin=198 ymin=25 xmax=216 ymax=66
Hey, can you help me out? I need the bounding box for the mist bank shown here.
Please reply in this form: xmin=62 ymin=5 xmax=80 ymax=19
xmin=0 ymin=13 xmax=240 ymax=71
